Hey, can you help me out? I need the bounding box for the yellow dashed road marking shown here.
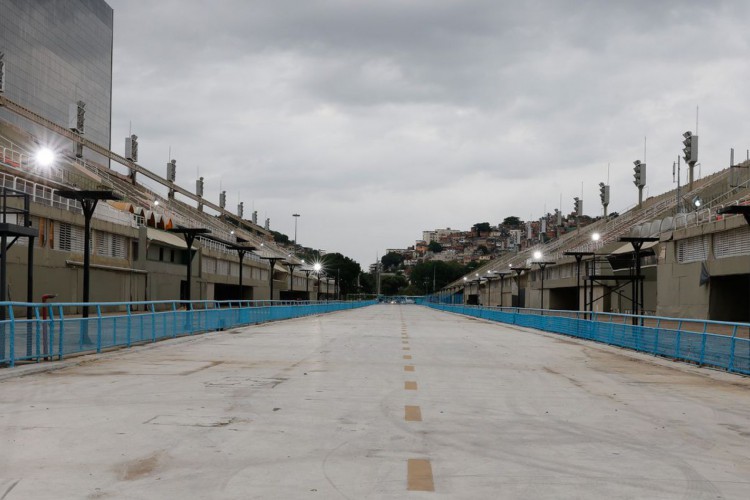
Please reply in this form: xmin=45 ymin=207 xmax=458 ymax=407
xmin=404 ymin=365 xmax=414 ymax=372
xmin=407 ymin=459 xmax=434 ymax=491
xmin=405 ymin=381 xmax=417 ymax=390
xmin=403 ymin=355 xmax=411 ymax=360
xmin=405 ymin=405 xmax=422 ymax=421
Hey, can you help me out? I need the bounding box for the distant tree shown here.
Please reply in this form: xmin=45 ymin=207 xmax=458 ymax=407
xmin=502 ymin=216 xmax=521 ymax=228
xmin=271 ymin=231 xmax=290 ymax=244
xmin=427 ymin=241 xmax=443 ymax=253
xmin=465 ymin=260 xmax=480 ymax=272
xmin=359 ymin=272 xmax=376 ymax=294
xmin=476 ymin=245 xmax=489 ymax=255
xmin=381 ymin=252 xmax=404 ymax=271
xmin=320 ymin=252 xmax=362 ymax=297
xmin=473 ymin=222 xmax=491 ymax=234
xmin=408 ymin=261 xmax=471 ymax=293
xmin=381 ymin=274 xmax=409 ymax=295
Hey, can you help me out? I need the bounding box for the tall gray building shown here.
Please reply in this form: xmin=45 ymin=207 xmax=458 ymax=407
xmin=0 ymin=0 xmax=113 ymax=156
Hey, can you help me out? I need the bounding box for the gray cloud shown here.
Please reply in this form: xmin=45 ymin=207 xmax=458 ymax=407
xmin=107 ymin=0 xmax=750 ymax=265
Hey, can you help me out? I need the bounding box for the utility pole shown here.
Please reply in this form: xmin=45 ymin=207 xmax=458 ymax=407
xmin=292 ymin=213 xmax=300 ymax=244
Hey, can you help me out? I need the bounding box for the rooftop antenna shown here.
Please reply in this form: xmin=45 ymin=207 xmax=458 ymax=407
xmin=644 ymin=136 xmax=647 ymax=163
xmin=696 ymin=105 xmax=699 ymax=135
xmin=607 ymin=163 xmax=610 ymax=184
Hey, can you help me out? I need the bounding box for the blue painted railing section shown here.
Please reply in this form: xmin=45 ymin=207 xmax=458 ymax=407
xmin=0 ymin=300 xmax=375 ymax=367
xmin=427 ymin=304 xmax=750 ymax=376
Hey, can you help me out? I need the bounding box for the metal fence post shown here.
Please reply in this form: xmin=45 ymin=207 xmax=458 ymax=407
xmin=172 ymin=301 xmax=178 ymax=338
xmin=96 ymin=304 xmax=102 ymax=353
xmin=728 ymin=325 xmax=737 ymax=373
xmin=126 ymin=303 xmax=132 ymax=347
xmin=57 ymin=305 xmax=64 ymax=360
xmin=8 ymin=305 xmax=16 ymax=367
xmin=150 ymin=303 xmax=156 ymax=342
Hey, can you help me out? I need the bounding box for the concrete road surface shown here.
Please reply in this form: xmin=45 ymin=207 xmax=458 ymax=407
xmin=1 ymin=304 xmax=749 ymax=499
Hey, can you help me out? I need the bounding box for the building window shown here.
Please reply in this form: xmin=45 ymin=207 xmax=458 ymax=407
xmin=714 ymin=226 xmax=750 ymax=259
xmin=677 ymin=235 xmax=709 ymax=263
xmin=58 ymin=222 xmax=72 ymax=251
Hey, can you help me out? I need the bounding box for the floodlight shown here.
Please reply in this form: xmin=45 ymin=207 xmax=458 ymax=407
xmin=592 ymin=232 xmax=601 ymax=241
xmin=533 ymin=250 xmax=542 ymax=260
xmin=35 ymin=147 xmax=55 ymax=167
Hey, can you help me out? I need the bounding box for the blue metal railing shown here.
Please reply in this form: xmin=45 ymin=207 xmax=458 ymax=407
xmin=426 ymin=304 xmax=750 ymax=376
xmin=0 ymin=300 xmax=375 ymax=368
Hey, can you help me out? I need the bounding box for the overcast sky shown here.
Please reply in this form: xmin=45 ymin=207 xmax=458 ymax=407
xmin=107 ymin=0 xmax=750 ymax=267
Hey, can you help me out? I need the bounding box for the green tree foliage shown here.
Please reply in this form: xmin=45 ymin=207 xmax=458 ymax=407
xmin=271 ymin=230 xmax=290 ymax=244
xmin=427 ymin=241 xmax=443 ymax=253
xmin=465 ymin=260 xmax=480 ymax=272
xmin=320 ymin=253 xmax=362 ymax=297
xmin=502 ymin=216 xmax=521 ymax=228
xmin=476 ymin=245 xmax=489 ymax=255
xmin=358 ymin=272 xmax=376 ymax=294
xmin=409 ymin=261 xmax=470 ymax=294
xmin=381 ymin=251 xmax=405 ymax=271
xmin=380 ymin=274 xmax=409 ymax=295
xmin=473 ymin=222 xmax=491 ymax=233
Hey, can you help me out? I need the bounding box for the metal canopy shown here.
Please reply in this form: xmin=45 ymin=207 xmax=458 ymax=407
xmin=57 ymin=190 xmax=123 ymax=202
xmin=167 ymin=226 xmax=211 ymax=302
xmin=718 ymin=205 xmax=750 ymax=225
xmin=57 ymin=189 xmax=123 ymax=321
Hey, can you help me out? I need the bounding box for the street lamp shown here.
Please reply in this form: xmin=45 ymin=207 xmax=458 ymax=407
xmin=563 ymin=250 xmax=595 ymax=311
xmin=486 ymin=270 xmax=499 ymax=306
xmin=286 ymin=258 xmax=299 ymax=299
xmin=166 ymin=226 xmax=211 ymax=304
xmin=259 ymin=255 xmax=283 ymax=302
xmin=532 ymin=252 xmax=556 ymax=312
xmin=509 ymin=265 xmax=531 ymax=308
xmin=58 ymin=190 xmax=123 ymax=319
xmin=292 ymin=213 xmax=300 ymax=244
xmin=314 ymin=262 xmax=322 ymax=301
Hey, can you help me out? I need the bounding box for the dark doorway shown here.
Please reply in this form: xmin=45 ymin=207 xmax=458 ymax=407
xmin=549 ymin=287 xmax=577 ymax=311
xmin=709 ymin=274 xmax=750 ymax=323
xmin=280 ymin=290 xmax=308 ymax=301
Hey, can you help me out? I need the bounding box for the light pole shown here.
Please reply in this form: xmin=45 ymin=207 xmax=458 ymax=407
xmin=510 ymin=265 xmax=531 ymax=308
xmin=563 ymin=250 xmax=595 ymax=312
xmin=286 ymin=260 xmax=299 ymax=299
xmin=166 ymin=226 xmax=211 ymax=303
xmin=532 ymin=251 xmax=555 ymax=312
xmin=486 ymin=271 xmax=498 ymax=306
xmin=314 ymin=263 xmax=322 ymax=301
xmin=259 ymin=255 xmax=283 ymax=301
xmin=292 ymin=213 xmax=300 ymax=245
xmin=58 ymin=189 xmax=123 ymax=320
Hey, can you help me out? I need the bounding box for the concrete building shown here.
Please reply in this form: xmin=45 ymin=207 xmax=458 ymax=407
xmin=0 ymin=0 xmax=114 ymax=165
xmin=446 ymin=165 xmax=750 ymax=323
xmin=0 ymin=1 xmax=333 ymax=306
